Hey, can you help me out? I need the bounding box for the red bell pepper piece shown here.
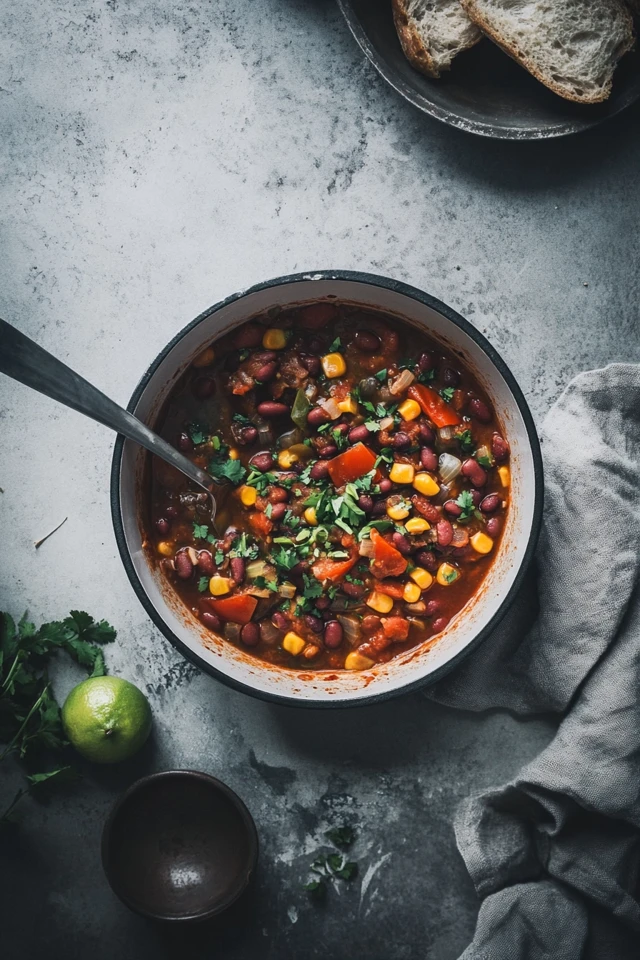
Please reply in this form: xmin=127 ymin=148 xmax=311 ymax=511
xmin=312 ymin=555 xmax=357 ymax=582
xmin=382 ymin=616 xmax=410 ymax=641
xmin=407 ymin=384 xmax=461 ymax=429
xmin=249 ymin=511 xmax=273 ymax=537
xmin=370 ymin=529 xmax=408 ymax=580
xmin=207 ymin=594 xmax=258 ymax=624
xmin=327 ymin=443 xmax=377 ymax=488
xmin=375 ymin=580 xmax=405 ymax=599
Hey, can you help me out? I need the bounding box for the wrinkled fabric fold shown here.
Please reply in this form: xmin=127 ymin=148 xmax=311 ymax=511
xmin=427 ymin=365 xmax=640 ymax=959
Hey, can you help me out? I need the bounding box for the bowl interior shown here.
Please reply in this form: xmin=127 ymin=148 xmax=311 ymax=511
xmin=113 ymin=274 xmax=541 ymax=705
xmin=338 ymin=0 xmax=640 ymax=138
xmin=102 ymin=772 xmax=256 ymax=920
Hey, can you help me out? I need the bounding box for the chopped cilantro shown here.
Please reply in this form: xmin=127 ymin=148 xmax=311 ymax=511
xmin=189 ymin=423 xmax=207 ymax=445
xmin=375 ymin=368 xmax=387 ymax=382
xmin=253 ymin=576 xmax=278 ymax=592
xmin=457 ymin=429 xmax=474 ymax=453
xmin=440 ymin=387 xmax=455 ymax=402
xmin=197 ymin=576 xmax=209 ymax=593
xmin=272 ymin=545 xmax=299 ymax=574
xmin=477 ymin=453 xmax=493 ymax=468
xmin=211 ymin=435 xmax=221 ymax=451
xmin=193 ymin=523 xmax=209 ymax=540
xmin=214 ymin=549 xmax=225 ymax=565
xmin=208 ymin=457 xmax=246 ymax=486
xmin=417 ymin=367 xmax=436 ymax=384
xmin=229 ymin=532 xmax=260 ymax=560
xmin=329 ymin=336 xmax=342 ymax=352
xmin=364 ymin=420 xmax=382 ymax=432
xmin=455 ymin=490 xmax=475 ymax=521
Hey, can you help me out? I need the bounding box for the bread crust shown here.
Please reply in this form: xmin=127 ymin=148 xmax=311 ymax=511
xmin=460 ymin=0 xmax=635 ymax=103
xmin=393 ymin=0 xmax=481 ymax=79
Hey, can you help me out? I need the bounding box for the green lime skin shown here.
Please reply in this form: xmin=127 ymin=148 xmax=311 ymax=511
xmin=61 ymin=676 xmax=152 ymax=764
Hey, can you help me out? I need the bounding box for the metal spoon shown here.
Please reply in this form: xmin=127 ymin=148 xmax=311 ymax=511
xmin=0 ymin=318 xmax=219 ymax=525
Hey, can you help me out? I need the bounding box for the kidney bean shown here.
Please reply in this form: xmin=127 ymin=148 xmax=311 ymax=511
xmin=416 ymin=423 xmax=435 ymax=447
xmin=310 ymin=460 xmax=330 ymax=481
xmin=300 ymin=354 xmax=321 ymax=376
xmin=315 ymin=596 xmax=331 ymax=611
xmin=241 ymin=622 xmax=260 ymax=647
xmin=239 ymin=425 xmax=258 ymax=445
xmin=425 ymin=599 xmax=442 ymax=616
xmin=249 ymin=451 xmax=274 ymax=472
xmin=416 ymin=550 xmax=439 ymax=572
xmin=358 ymin=494 xmax=374 ymax=513
xmin=321 ymin=444 xmax=338 ymax=458
xmin=354 ymin=331 xmax=381 ymax=353
xmin=420 ymin=447 xmax=438 ymax=471
xmin=342 ymin=581 xmax=366 ymax=599
xmin=165 ymin=505 xmax=179 ymax=519
xmin=363 ymin=615 xmax=381 ymax=632
xmin=348 ymin=424 xmax=370 ymax=444
xmin=480 ymin=493 xmax=500 ymax=514
xmin=257 ymin=401 xmax=288 ymax=418
xmin=358 ymin=377 xmax=379 ymax=399
xmin=461 ymin=458 xmax=488 ymax=488
xmin=443 ymin=367 xmax=460 ymax=387
xmin=265 ymin=487 xmax=286 ymax=504
xmin=392 ymin=431 xmax=411 ymax=449
xmin=202 ymin=611 xmax=221 ymax=632
xmin=194 ymin=377 xmax=216 ymax=400
xmin=229 ymin=557 xmax=245 ymax=583
xmin=155 ymin=518 xmax=170 ymax=535
xmin=379 ymin=478 xmax=393 ymax=494
xmin=418 ymin=352 xmax=434 ymax=372
xmin=443 ymin=499 xmax=463 ymax=518
xmin=372 ymin=500 xmax=388 ymax=517
xmin=469 ymin=398 xmax=492 ymax=423
xmin=304 ymin=614 xmax=324 ymax=634
xmin=432 ymin=617 xmax=450 ymax=634
xmin=271 ymin=611 xmax=290 ymax=630
xmin=269 ymin=502 xmax=286 ymax=522
xmin=174 ymin=550 xmax=193 ymax=580
xmin=491 ymin=432 xmax=510 ymax=462
xmin=486 ymin=516 xmax=502 ymax=538
xmin=197 ymin=550 xmax=215 ymax=576
xmin=307 ymin=336 xmax=326 ymax=354
xmin=177 ymin=432 xmax=193 ymax=452
xmin=470 ymin=489 xmax=482 ymax=507
xmin=436 ymin=520 xmax=453 ymax=547
xmin=392 ymin=532 xmax=411 ymax=556
xmin=307 ymin=405 xmax=331 ymax=428
xmin=323 ymin=620 xmax=343 ymax=649
xmin=255 ymin=361 xmax=278 ymax=382
xmin=233 ymin=323 xmax=263 ymax=349
xmin=412 ymin=496 xmax=440 ymax=522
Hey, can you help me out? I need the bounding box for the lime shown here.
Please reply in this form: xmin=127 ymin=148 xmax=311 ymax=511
xmin=61 ymin=676 xmax=152 ymax=764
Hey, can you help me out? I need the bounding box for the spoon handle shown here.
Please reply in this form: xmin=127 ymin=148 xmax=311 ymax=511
xmin=0 ymin=318 xmax=216 ymax=495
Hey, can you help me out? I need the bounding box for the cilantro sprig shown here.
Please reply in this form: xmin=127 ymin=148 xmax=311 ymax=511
xmin=303 ymin=823 xmax=358 ymax=902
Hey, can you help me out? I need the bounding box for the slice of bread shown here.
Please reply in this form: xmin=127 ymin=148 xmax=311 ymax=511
xmin=460 ymin=0 xmax=635 ymax=103
xmin=393 ymin=0 xmax=482 ymax=78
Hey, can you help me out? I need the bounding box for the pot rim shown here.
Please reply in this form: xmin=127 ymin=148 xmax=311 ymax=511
xmin=110 ymin=270 xmax=543 ymax=708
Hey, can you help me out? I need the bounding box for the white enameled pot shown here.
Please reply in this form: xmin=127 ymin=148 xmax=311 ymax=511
xmin=111 ymin=272 xmax=543 ymax=707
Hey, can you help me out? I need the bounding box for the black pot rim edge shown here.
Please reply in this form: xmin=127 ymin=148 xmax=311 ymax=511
xmin=110 ymin=269 xmax=544 ymax=710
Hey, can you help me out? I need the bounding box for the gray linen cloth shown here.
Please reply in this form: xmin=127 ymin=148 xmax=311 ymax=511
xmin=428 ymin=364 xmax=640 ymax=959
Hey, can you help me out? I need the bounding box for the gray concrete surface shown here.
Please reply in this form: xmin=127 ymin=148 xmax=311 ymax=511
xmin=1 ymin=0 xmax=639 ymax=957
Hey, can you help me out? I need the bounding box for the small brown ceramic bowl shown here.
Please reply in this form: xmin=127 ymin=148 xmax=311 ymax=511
xmin=101 ymin=770 xmax=258 ymax=922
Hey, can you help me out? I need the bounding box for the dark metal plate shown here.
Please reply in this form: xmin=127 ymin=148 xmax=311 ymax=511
xmin=337 ymin=0 xmax=640 ymax=139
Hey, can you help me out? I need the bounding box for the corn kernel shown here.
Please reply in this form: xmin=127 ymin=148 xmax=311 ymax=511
xmin=228 ymin=447 xmax=240 ymax=460
xmin=209 ymin=576 xmax=233 ymax=596
xmin=337 ymin=396 xmax=359 ymax=415
xmin=262 ymin=328 xmax=287 ymax=350
xmin=498 ymin=466 xmax=511 ymax=487
xmin=386 ymin=500 xmax=411 ymax=521
xmin=366 ymin=591 xmax=394 ymax=614
xmin=278 ymin=448 xmax=300 ymax=469
xmin=436 ymin=563 xmax=460 ymax=587
xmin=410 ymin=567 xmax=433 ymax=590
xmin=192 ymin=346 xmax=215 ymax=368
xmin=321 ymin=352 xmax=347 ymax=378
xmin=470 ymin=532 xmax=494 ymax=555
xmin=389 ymin=462 xmax=415 ymax=484
xmin=398 ymin=398 xmax=421 ymax=421
xmin=413 ymin=473 xmax=440 ymax=497
xmin=304 ymin=506 xmax=318 ymax=526
xmin=239 ymin=484 xmax=258 ymax=506
xmin=345 ymin=651 xmax=375 ymax=671
xmin=282 ymin=631 xmax=306 ymax=656
xmin=405 ymin=517 xmax=430 ymax=534
xmin=403 ymin=582 xmax=421 ymax=603
xmin=157 ymin=541 xmax=173 ymax=557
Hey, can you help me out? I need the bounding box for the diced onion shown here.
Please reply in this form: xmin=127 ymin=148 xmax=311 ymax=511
xmin=475 ymin=444 xmax=494 ymax=466
xmin=451 ymin=527 xmax=470 ymax=548
xmin=256 ymin=420 xmax=273 ymax=446
xmin=438 ymin=426 xmax=455 ymax=443
xmin=319 ymin=397 xmax=342 ymax=420
xmin=246 ymin=560 xmax=273 ymax=580
xmin=405 ymin=603 xmax=427 ymax=615
xmin=337 ymin=615 xmax=362 ymax=645
xmin=224 ymin=622 xmax=242 ymax=642
xmin=389 ymin=369 xmax=416 ymax=396
xmin=278 ymin=581 xmax=297 ymax=599
xmin=438 ymin=452 xmax=462 ymax=484
xmin=379 ymin=416 xmax=394 ymax=430
xmin=358 ymin=538 xmax=376 ymax=558
xmin=246 ymin=586 xmax=272 ymax=598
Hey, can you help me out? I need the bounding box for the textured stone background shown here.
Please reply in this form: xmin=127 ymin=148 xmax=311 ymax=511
xmin=1 ymin=1 xmax=640 ymax=958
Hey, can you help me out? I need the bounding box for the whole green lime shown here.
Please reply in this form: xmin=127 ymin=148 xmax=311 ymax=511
xmin=61 ymin=676 xmax=152 ymax=764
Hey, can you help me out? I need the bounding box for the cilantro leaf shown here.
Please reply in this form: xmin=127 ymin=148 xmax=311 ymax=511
xmin=325 ymin=825 xmax=355 ymax=848
xmin=455 ymin=490 xmax=475 ymax=521
xmin=193 ymin=523 xmax=209 ymax=540
xmin=198 ymin=576 xmax=209 ymax=593
xmin=457 ymin=429 xmax=474 ymax=453
xmin=375 ymin=368 xmax=387 ymax=382
xmin=208 ymin=458 xmax=247 ymax=486
xmin=329 ymin=336 xmax=342 ymax=352
xmin=440 ymin=387 xmax=455 ymax=402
